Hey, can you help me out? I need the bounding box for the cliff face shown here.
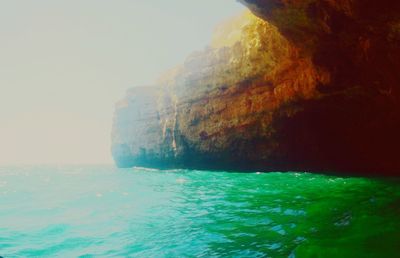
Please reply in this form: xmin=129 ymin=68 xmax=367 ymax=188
xmin=112 ymin=1 xmax=400 ymax=175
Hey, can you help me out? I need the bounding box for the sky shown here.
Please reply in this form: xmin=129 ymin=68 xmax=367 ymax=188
xmin=0 ymin=0 xmax=245 ymax=165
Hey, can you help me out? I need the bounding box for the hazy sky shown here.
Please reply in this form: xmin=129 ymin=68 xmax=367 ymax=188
xmin=0 ymin=0 xmax=245 ymax=165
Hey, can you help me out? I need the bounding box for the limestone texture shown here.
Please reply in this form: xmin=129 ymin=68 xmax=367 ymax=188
xmin=112 ymin=1 xmax=400 ymax=175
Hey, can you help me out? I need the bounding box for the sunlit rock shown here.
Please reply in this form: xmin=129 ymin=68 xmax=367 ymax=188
xmin=112 ymin=2 xmax=400 ymax=175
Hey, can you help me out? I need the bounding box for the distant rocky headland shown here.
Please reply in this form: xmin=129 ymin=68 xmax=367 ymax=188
xmin=112 ymin=0 xmax=400 ymax=175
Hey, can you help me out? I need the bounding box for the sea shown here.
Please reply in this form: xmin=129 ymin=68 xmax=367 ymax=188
xmin=0 ymin=165 xmax=399 ymax=257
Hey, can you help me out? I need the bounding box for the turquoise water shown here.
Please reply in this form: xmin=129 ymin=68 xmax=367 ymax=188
xmin=0 ymin=165 xmax=399 ymax=257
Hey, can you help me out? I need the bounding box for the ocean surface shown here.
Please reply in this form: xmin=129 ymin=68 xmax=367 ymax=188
xmin=0 ymin=165 xmax=399 ymax=258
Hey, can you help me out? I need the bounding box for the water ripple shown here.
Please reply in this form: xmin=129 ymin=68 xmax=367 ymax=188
xmin=0 ymin=166 xmax=399 ymax=257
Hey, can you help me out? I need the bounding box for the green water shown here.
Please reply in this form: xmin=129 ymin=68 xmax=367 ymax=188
xmin=0 ymin=166 xmax=399 ymax=257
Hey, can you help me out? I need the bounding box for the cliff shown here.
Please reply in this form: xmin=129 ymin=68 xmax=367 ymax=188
xmin=112 ymin=1 xmax=400 ymax=175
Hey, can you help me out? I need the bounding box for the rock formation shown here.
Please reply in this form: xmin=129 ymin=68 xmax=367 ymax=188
xmin=112 ymin=1 xmax=400 ymax=175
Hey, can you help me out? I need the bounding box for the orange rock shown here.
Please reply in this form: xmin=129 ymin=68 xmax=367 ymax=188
xmin=112 ymin=1 xmax=400 ymax=175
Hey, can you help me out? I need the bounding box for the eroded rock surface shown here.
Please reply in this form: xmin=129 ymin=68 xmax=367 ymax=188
xmin=112 ymin=1 xmax=400 ymax=175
